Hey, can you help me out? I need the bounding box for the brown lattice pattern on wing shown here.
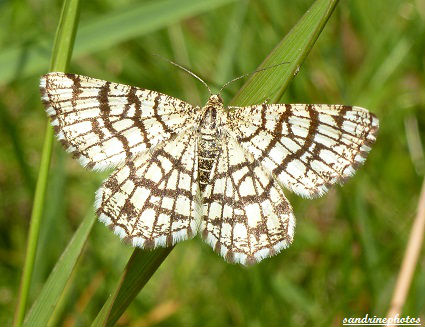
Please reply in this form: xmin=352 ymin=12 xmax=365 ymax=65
xmin=200 ymin=135 xmax=295 ymax=265
xmin=40 ymin=72 xmax=198 ymax=170
xmin=95 ymin=130 xmax=201 ymax=248
xmin=226 ymin=103 xmax=378 ymax=198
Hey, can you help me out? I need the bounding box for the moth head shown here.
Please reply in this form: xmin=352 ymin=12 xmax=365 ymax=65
xmin=206 ymin=94 xmax=223 ymax=108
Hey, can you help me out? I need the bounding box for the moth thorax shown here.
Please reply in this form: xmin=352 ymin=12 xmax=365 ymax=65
xmin=205 ymin=94 xmax=223 ymax=108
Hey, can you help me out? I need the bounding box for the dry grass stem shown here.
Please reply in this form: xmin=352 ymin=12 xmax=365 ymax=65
xmin=387 ymin=178 xmax=425 ymax=321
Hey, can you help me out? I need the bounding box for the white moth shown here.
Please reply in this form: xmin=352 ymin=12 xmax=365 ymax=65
xmin=40 ymin=72 xmax=378 ymax=265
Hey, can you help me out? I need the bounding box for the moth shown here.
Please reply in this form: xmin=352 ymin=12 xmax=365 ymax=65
xmin=40 ymin=71 xmax=378 ymax=265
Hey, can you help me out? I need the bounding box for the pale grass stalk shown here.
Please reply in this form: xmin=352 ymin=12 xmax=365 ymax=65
xmin=386 ymin=178 xmax=425 ymax=323
xmin=123 ymin=300 xmax=180 ymax=327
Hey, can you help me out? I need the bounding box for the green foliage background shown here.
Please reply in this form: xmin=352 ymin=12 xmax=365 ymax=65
xmin=0 ymin=0 xmax=424 ymax=326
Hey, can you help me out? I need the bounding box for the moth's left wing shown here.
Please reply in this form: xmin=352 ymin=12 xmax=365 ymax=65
xmin=40 ymin=72 xmax=198 ymax=170
xmin=226 ymin=104 xmax=378 ymax=198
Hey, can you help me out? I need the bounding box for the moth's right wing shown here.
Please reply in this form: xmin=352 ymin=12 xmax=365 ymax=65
xmin=200 ymin=134 xmax=295 ymax=265
xmin=96 ymin=128 xmax=202 ymax=248
xmin=40 ymin=72 xmax=198 ymax=170
xmin=226 ymin=104 xmax=378 ymax=198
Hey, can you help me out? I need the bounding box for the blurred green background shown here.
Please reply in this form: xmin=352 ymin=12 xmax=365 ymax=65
xmin=0 ymin=0 xmax=424 ymax=326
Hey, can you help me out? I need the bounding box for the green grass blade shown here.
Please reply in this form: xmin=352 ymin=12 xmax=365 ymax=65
xmin=90 ymin=0 xmax=339 ymax=324
xmin=0 ymin=0 xmax=236 ymax=85
xmin=213 ymin=0 xmax=248 ymax=86
xmin=231 ymin=0 xmax=339 ymax=106
xmin=23 ymin=212 xmax=96 ymax=327
xmin=76 ymin=0 xmax=236 ymax=56
xmin=272 ymin=273 xmax=321 ymax=319
xmin=168 ymin=24 xmax=202 ymax=105
xmin=354 ymin=187 xmax=380 ymax=296
xmin=12 ymin=0 xmax=81 ymax=326
xmin=0 ymin=101 xmax=35 ymax=192
xmin=91 ymin=247 xmax=174 ymax=327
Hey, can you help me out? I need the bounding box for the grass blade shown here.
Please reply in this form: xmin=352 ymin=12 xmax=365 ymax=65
xmin=168 ymin=24 xmax=202 ymax=105
xmin=213 ymin=0 xmax=248 ymax=86
xmin=91 ymin=247 xmax=174 ymax=327
xmin=91 ymin=0 xmax=339 ymax=324
xmin=12 ymin=0 xmax=81 ymax=326
xmin=76 ymin=0 xmax=236 ymax=56
xmin=231 ymin=0 xmax=339 ymax=106
xmin=23 ymin=212 xmax=96 ymax=327
xmin=0 ymin=101 xmax=35 ymax=192
xmin=0 ymin=0 xmax=236 ymax=85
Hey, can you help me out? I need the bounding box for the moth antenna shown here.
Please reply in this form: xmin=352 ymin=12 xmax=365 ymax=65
xmin=219 ymin=61 xmax=291 ymax=93
xmin=153 ymin=54 xmax=212 ymax=95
